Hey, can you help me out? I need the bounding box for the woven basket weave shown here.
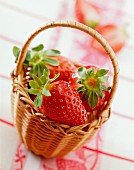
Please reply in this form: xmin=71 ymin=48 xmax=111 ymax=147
xmin=11 ymin=21 xmax=119 ymax=158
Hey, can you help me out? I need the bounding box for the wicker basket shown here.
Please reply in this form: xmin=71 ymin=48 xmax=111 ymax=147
xmin=11 ymin=21 xmax=119 ymax=158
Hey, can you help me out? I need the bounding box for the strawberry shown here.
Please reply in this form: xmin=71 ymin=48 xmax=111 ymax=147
xmin=75 ymin=0 xmax=100 ymax=29
xmin=77 ymin=66 xmax=111 ymax=112
xmin=47 ymin=55 xmax=78 ymax=83
xmin=90 ymin=24 xmax=128 ymax=53
xmin=82 ymin=90 xmax=110 ymax=112
xmin=27 ymin=70 xmax=87 ymax=126
xmin=13 ymin=45 xmax=78 ymax=85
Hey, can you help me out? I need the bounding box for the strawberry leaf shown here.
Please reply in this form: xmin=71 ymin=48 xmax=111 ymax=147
xmin=77 ymin=86 xmax=86 ymax=93
xmin=32 ymin=44 xmax=44 ymax=51
xmin=29 ymin=80 xmax=40 ymax=89
xmin=34 ymin=93 xmax=42 ymax=107
xmin=24 ymin=51 xmax=31 ymax=65
xmin=50 ymin=73 xmax=60 ymax=82
xmin=98 ymin=76 xmax=109 ymax=83
xmin=32 ymin=75 xmax=42 ymax=86
xmin=96 ymin=89 xmax=105 ymax=99
xmin=29 ymin=54 xmax=40 ymax=65
xmin=100 ymin=85 xmax=107 ymax=91
xmin=37 ymin=63 xmax=45 ymax=77
xmin=42 ymin=87 xmax=51 ymax=96
xmin=43 ymin=57 xmax=59 ymax=66
xmin=86 ymin=68 xmax=95 ymax=79
xmin=13 ymin=46 xmax=20 ymax=63
xmin=40 ymin=75 xmax=48 ymax=85
xmin=96 ymin=69 xmax=108 ymax=77
xmin=40 ymin=69 xmax=50 ymax=84
xmin=13 ymin=46 xmax=31 ymax=65
xmin=78 ymin=67 xmax=87 ymax=78
xmin=44 ymin=49 xmax=61 ymax=56
xmin=88 ymin=92 xmax=98 ymax=108
xmin=27 ymin=89 xmax=40 ymax=95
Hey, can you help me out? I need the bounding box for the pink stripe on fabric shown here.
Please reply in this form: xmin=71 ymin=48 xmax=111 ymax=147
xmin=113 ymin=111 xmax=134 ymax=121
xmin=0 ymin=1 xmax=51 ymax=21
xmin=0 ymin=74 xmax=10 ymax=80
xmin=120 ymin=75 xmax=134 ymax=83
xmin=0 ymin=34 xmax=23 ymax=46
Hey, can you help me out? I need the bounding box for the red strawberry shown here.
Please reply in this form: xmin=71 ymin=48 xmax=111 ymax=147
xmin=47 ymin=55 xmax=78 ymax=83
xmin=13 ymin=45 xmax=78 ymax=86
xmin=77 ymin=66 xmax=111 ymax=112
xmin=75 ymin=0 xmax=100 ymax=29
xmin=91 ymin=24 xmax=128 ymax=53
xmin=27 ymin=70 xmax=87 ymax=126
xmin=83 ymin=90 xmax=110 ymax=112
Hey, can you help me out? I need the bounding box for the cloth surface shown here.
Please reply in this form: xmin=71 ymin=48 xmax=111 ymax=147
xmin=0 ymin=0 xmax=134 ymax=169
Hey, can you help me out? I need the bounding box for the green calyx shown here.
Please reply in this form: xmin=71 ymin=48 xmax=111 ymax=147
xmin=86 ymin=20 xmax=99 ymax=29
xmin=13 ymin=44 xmax=61 ymax=77
xmin=77 ymin=67 xmax=111 ymax=109
xmin=27 ymin=69 xmax=60 ymax=108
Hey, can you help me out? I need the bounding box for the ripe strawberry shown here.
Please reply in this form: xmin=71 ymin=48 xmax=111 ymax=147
xmin=27 ymin=70 xmax=87 ymax=126
xmin=13 ymin=45 xmax=78 ymax=86
xmin=75 ymin=0 xmax=100 ymax=29
xmin=82 ymin=90 xmax=110 ymax=112
xmin=77 ymin=66 xmax=111 ymax=112
xmin=47 ymin=55 xmax=78 ymax=83
xmin=91 ymin=24 xmax=128 ymax=53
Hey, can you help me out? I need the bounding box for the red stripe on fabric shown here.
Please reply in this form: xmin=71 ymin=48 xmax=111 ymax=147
xmin=10 ymin=143 xmax=29 ymax=170
xmin=89 ymin=132 xmax=100 ymax=170
xmin=0 ymin=118 xmax=14 ymax=127
xmin=0 ymin=1 xmax=51 ymax=21
xmin=0 ymin=74 xmax=10 ymax=80
xmin=83 ymin=146 xmax=134 ymax=163
xmin=113 ymin=111 xmax=134 ymax=121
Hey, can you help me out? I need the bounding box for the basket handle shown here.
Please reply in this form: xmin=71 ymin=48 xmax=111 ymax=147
xmin=14 ymin=21 xmax=119 ymax=113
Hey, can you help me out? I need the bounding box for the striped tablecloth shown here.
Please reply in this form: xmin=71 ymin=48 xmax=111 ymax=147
xmin=0 ymin=0 xmax=134 ymax=169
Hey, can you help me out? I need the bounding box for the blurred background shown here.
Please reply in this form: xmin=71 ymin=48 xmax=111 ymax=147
xmin=0 ymin=0 xmax=134 ymax=169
